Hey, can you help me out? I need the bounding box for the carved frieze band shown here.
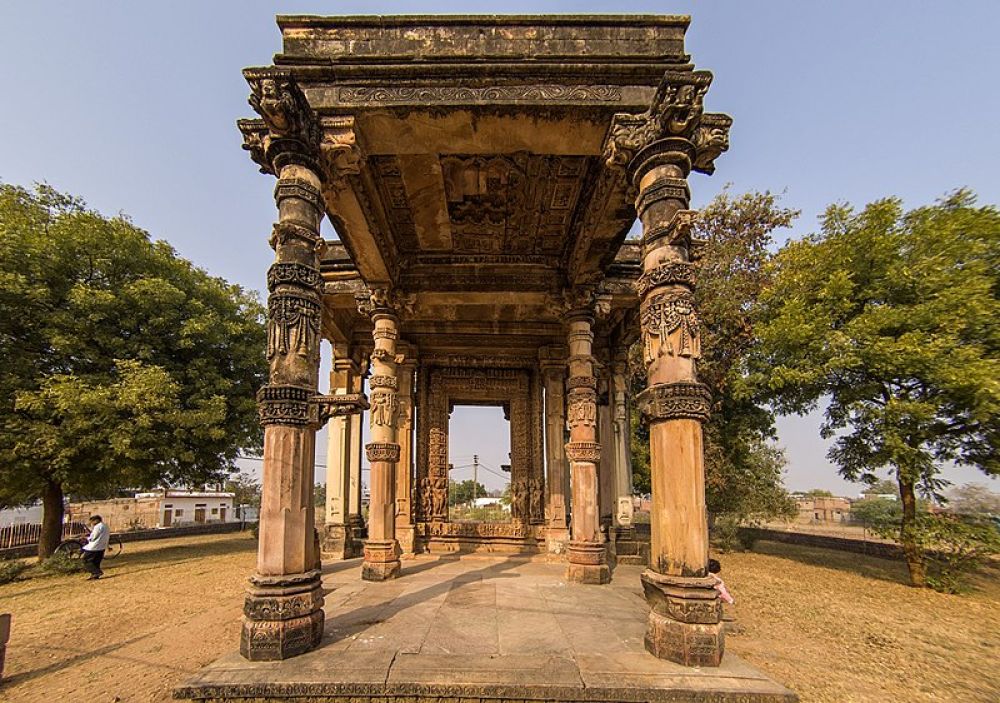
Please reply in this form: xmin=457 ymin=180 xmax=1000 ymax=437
xmin=336 ymin=85 xmax=623 ymax=104
xmin=565 ymin=441 xmax=602 ymax=463
xmin=566 ymin=375 xmax=598 ymax=391
xmin=640 ymin=290 xmax=701 ymax=360
xmin=266 ymin=262 xmax=322 ymax=292
xmin=635 ymin=382 xmax=712 ymax=424
xmin=269 ymin=220 xmax=321 ymax=249
xmin=634 ymin=261 xmax=697 ymax=297
xmin=257 ymin=385 xmax=312 ymax=427
xmin=366 ymin=442 xmax=401 ymax=463
xmin=267 ymin=292 xmax=321 ymax=359
xmin=244 ymin=587 xmax=323 ymax=622
xmin=273 ymin=178 xmax=323 ymax=211
xmin=636 ymin=177 xmax=691 ymax=218
xmin=369 ymin=375 xmax=398 ymax=390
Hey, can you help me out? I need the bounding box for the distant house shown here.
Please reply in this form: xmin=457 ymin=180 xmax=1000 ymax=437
xmin=472 ymin=496 xmax=508 ymax=511
xmin=68 ymin=489 xmax=237 ymax=530
xmin=793 ymin=495 xmax=851 ymax=524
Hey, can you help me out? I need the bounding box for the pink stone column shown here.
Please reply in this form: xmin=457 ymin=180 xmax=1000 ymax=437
xmin=359 ymin=296 xmax=404 ymax=581
xmin=564 ymin=309 xmax=610 ymax=584
xmin=631 ymin=136 xmax=722 ymax=666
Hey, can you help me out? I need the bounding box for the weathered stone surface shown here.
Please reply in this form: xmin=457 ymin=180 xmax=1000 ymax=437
xmin=179 ymin=558 xmax=795 ymax=702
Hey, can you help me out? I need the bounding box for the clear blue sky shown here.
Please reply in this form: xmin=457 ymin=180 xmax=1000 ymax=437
xmin=2 ymin=1 xmax=997 ymax=495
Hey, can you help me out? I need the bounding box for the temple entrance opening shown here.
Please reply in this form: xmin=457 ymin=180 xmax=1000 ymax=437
xmin=447 ymin=405 xmax=512 ymax=524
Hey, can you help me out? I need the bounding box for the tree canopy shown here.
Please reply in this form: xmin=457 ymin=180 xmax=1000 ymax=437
xmin=0 ymin=183 xmax=267 ymax=557
xmin=630 ymin=190 xmax=799 ymax=524
xmin=749 ymin=190 xmax=1000 ymax=585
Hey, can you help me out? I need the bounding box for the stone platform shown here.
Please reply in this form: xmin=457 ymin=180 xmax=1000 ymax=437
xmin=175 ymin=556 xmax=796 ymax=703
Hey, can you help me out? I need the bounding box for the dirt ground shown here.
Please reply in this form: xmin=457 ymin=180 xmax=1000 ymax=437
xmin=0 ymin=532 xmax=997 ymax=703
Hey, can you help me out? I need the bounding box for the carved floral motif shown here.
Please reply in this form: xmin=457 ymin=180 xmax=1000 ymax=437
xmin=635 ymin=382 xmax=712 ymax=424
xmin=337 ymin=85 xmax=623 ymax=104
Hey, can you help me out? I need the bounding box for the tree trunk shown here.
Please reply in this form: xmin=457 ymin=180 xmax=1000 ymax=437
xmin=38 ymin=479 xmax=65 ymax=561
xmin=897 ymin=476 xmax=926 ymax=587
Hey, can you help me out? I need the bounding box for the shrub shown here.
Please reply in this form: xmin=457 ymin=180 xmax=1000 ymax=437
xmin=711 ymin=516 xmax=744 ymax=552
xmin=918 ymin=514 xmax=1000 ymax=594
xmin=0 ymin=558 xmax=29 ymax=584
xmin=39 ymin=552 xmax=84 ymax=575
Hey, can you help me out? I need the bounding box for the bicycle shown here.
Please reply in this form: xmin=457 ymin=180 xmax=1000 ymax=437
xmin=54 ymin=534 xmax=124 ymax=560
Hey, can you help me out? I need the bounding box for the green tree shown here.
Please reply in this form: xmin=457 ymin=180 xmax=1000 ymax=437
xmin=947 ymin=483 xmax=1000 ymax=517
xmin=630 ymin=190 xmax=799 ymax=522
xmin=749 ymin=191 xmax=1000 ymax=586
xmin=225 ymin=472 xmax=262 ymax=510
xmin=448 ymin=479 xmax=487 ymax=506
xmin=0 ymin=184 xmax=267 ymax=558
xmin=803 ymin=489 xmax=835 ymax=498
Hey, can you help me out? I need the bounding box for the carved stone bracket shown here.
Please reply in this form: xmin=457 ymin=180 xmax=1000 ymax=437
xmin=565 ymin=441 xmax=602 ymax=463
xmin=366 ymin=442 xmax=401 ymax=463
xmin=312 ymin=393 xmax=369 ymax=430
xmin=634 ymin=261 xmax=697 ymax=298
xmin=355 ymin=286 xmax=416 ymax=319
xmin=319 ymin=115 xmax=363 ymax=192
xmin=691 ymin=113 xmax=733 ymax=176
xmin=244 ymin=68 xmax=321 ymax=174
xmin=635 ymin=382 xmax=712 ymax=424
xmin=644 ymin=209 xmax=697 ymax=249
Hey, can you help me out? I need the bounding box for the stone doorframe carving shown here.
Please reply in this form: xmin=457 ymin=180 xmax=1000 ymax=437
xmin=414 ymin=364 xmax=545 ymax=527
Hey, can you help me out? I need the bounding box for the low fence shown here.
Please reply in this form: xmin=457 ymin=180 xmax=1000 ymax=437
xmin=0 ymin=520 xmax=250 ymax=560
xmin=740 ymin=526 xmax=905 ymax=560
xmin=0 ymin=522 xmax=88 ymax=550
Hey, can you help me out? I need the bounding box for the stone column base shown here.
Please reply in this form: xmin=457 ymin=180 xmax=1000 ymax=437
xmin=321 ymin=523 xmax=362 ymax=560
xmin=546 ymin=526 xmax=570 ymax=555
xmin=362 ymin=539 xmax=401 ymax=581
xmin=348 ymin=513 xmax=367 ymax=540
xmin=240 ymin=570 xmax=325 ymax=661
xmin=395 ymin=523 xmax=417 ymax=555
xmin=640 ymin=569 xmax=724 ymax=667
xmin=565 ymin=540 xmax=610 ymax=584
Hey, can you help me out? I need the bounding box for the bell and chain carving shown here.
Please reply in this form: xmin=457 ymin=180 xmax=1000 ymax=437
xmin=635 ymin=382 xmax=712 ymax=424
xmin=267 ymin=293 xmax=321 ymax=359
xmin=640 ymin=290 xmax=701 ymax=361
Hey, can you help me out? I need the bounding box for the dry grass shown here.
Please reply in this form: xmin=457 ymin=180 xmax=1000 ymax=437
xmin=0 ymin=532 xmax=996 ymax=702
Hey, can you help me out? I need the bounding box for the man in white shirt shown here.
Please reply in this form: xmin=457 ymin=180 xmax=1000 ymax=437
xmin=81 ymin=515 xmax=110 ymax=580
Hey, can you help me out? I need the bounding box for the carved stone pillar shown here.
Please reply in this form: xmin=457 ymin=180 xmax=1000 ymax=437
xmin=238 ymin=72 xmax=327 ymax=661
xmin=609 ymin=70 xmax=732 ymax=666
xmin=322 ymin=347 xmax=362 ymax=559
xmin=597 ymin=366 xmax=616 ymax=532
xmin=564 ymin=305 xmax=610 ymax=584
xmin=347 ymin=354 xmax=366 ymax=537
xmin=540 ymin=356 xmax=569 ymax=553
xmin=358 ymin=289 xmax=409 ymax=581
xmin=612 ymin=352 xmax=635 ymax=532
xmin=395 ymin=353 xmax=417 ymax=554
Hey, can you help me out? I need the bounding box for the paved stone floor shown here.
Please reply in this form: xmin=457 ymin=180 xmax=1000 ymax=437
xmin=177 ymin=555 xmax=796 ymax=702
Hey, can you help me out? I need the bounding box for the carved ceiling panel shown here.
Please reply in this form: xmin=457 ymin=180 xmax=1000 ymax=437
xmin=368 ymin=152 xmax=591 ymax=259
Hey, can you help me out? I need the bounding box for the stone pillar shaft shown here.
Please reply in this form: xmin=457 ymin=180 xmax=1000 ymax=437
xmin=612 ymin=357 xmax=634 ymax=529
xmin=632 ymin=137 xmax=722 ymax=666
xmin=241 ymin=161 xmax=325 ymax=660
xmin=362 ymin=310 xmax=402 ymax=580
xmin=564 ymin=313 xmax=610 ymax=584
xmin=348 ymin=367 xmax=365 ymax=535
xmin=542 ymin=364 xmax=569 ymax=553
xmin=395 ymin=357 xmax=417 ymax=554
xmin=322 ymin=352 xmax=362 ymax=559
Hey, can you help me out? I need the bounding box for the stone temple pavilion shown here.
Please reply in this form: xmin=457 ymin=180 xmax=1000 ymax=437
xmin=178 ymin=14 xmax=795 ymax=703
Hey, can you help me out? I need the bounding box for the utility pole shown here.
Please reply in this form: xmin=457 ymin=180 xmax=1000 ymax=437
xmin=473 ymin=454 xmax=479 ymax=505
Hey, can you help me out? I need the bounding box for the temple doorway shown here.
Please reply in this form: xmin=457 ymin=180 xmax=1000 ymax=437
xmin=447 ymin=405 xmax=512 ymax=523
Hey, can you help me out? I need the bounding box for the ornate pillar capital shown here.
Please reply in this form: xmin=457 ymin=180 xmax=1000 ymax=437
xmin=241 ymin=69 xmax=322 ymax=176
xmin=602 ymin=70 xmax=731 ymax=184
xmin=355 ymin=285 xmax=415 ymax=320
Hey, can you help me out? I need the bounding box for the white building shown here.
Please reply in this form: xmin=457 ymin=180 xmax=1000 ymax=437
xmin=132 ymin=489 xmax=237 ymax=527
